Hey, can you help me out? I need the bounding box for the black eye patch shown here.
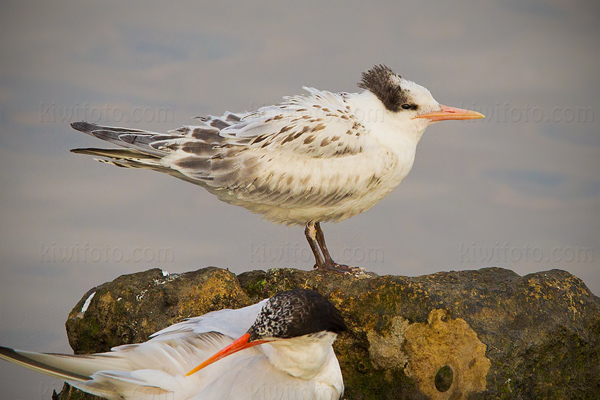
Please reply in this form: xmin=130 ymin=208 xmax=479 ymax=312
xmin=401 ymin=103 xmax=418 ymax=111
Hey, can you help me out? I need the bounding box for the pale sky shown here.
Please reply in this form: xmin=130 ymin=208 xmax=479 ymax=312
xmin=1 ymin=1 xmax=599 ymax=398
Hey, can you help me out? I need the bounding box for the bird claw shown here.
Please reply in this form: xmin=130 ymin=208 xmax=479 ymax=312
xmin=314 ymin=262 xmax=366 ymax=276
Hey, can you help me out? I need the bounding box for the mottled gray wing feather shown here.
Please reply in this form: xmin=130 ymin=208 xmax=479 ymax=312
xmin=162 ymin=90 xmax=371 ymax=208
xmin=71 ymin=90 xmax=380 ymax=224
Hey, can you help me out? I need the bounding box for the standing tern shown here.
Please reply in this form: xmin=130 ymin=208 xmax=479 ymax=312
xmin=70 ymin=65 xmax=484 ymax=273
xmin=0 ymin=289 xmax=347 ymax=400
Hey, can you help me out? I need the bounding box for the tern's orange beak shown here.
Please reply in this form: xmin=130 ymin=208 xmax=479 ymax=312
xmin=185 ymin=333 xmax=268 ymax=377
xmin=414 ymin=105 xmax=484 ymax=122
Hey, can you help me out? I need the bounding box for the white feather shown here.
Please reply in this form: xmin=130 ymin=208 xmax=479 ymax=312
xmin=0 ymin=297 xmax=343 ymax=400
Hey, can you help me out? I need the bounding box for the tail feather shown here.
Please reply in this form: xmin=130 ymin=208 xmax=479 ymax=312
xmin=71 ymin=122 xmax=167 ymax=156
xmin=0 ymin=345 xmax=131 ymax=382
xmin=70 ymin=147 xmax=162 ymax=166
xmin=70 ymin=147 xmax=158 ymax=160
xmin=69 ymin=120 xmax=232 ymax=188
xmin=71 ymin=148 xmax=207 ymax=186
xmin=70 ymin=147 xmax=162 ymax=170
xmin=71 ymin=121 xmax=147 ymax=135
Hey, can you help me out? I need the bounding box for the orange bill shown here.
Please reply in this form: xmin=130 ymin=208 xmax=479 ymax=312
xmin=185 ymin=333 xmax=268 ymax=377
xmin=414 ymin=105 xmax=484 ymax=122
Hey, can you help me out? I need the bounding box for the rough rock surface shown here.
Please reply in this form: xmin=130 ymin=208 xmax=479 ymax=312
xmin=53 ymin=267 xmax=600 ymax=400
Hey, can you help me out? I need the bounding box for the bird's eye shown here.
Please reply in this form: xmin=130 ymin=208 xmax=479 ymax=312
xmin=401 ymin=103 xmax=414 ymax=110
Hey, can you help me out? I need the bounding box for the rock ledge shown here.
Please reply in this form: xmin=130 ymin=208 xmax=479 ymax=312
xmin=56 ymin=267 xmax=600 ymax=400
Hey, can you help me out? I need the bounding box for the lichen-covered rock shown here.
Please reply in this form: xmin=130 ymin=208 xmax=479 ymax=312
xmin=55 ymin=267 xmax=600 ymax=400
xmin=65 ymin=267 xmax=251 ymax=354
xmin=402 ymin=309 xmax=490 ymax=399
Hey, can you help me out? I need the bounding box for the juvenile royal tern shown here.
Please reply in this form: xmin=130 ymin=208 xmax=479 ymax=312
xmin=0 ymin=289 xmax=347 ymax=400
xmin=71 ymin=65 xmax=483 ymax=273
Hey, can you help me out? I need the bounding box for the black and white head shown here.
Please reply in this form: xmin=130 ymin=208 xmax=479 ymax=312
xmin=357 ymin=64 xmax=484 ymax=135
xmin=248 ymin=289 xmax=347 ymax=341
xmin=185 ymin=289 xmax=346 ymax=376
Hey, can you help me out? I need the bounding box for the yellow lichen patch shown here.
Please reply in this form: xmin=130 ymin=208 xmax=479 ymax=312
xmin=403 ymin=309 xmax=490 ymax=399
xmin=367 ymin=316 xmax=410 ymax=370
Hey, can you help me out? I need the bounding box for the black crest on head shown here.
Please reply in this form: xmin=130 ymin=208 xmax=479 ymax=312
xmin=358 ymin=64 xmax=408 ymax=112
xmin=248 ymin=289 xmax=347 ymax=341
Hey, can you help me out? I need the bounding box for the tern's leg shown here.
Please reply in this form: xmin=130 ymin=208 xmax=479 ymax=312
xmin=313 ymin=222 xmax=361 ymax=274
xmin=305 ymin=222 xmax=326 ymax=269
xmin=314 ymin=222 xmax=337 ymax=266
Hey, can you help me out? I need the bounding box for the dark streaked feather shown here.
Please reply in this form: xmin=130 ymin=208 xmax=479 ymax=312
xmin=70 ymin=147 xmax=156 ymax=161
xmin=357 ymin=64 xmax=407 ymax=112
